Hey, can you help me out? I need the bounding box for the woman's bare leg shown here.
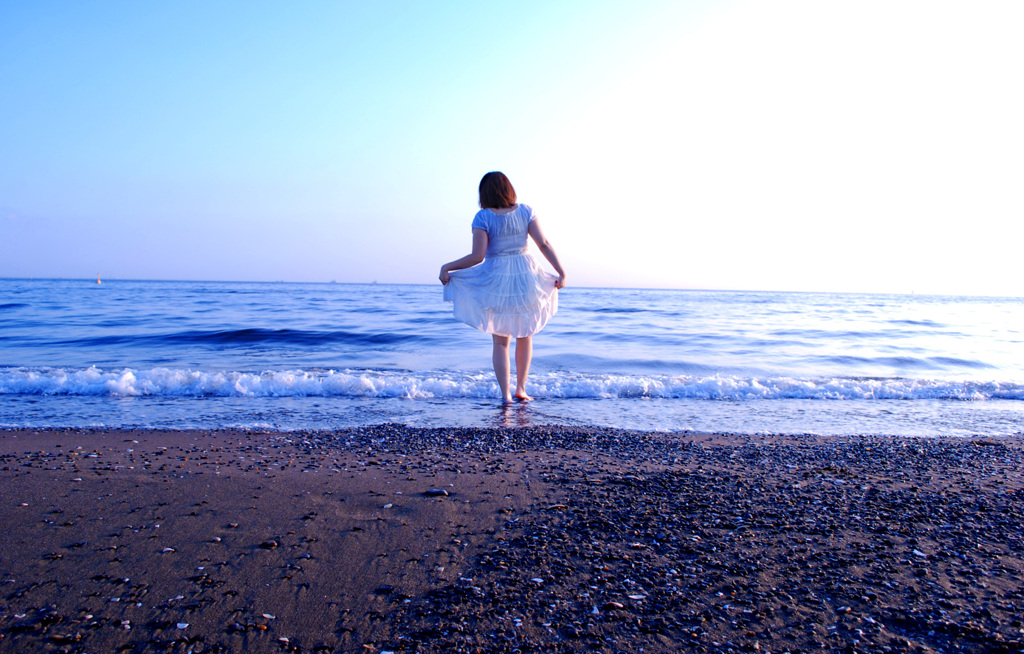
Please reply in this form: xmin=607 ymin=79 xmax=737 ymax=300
xmin=492 ymin=334 xmax=513 ymax=402
xmin=514 ymin=336 xmax=533 ymax=401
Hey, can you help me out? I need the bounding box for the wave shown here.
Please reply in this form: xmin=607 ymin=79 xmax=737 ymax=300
xmin=587 ymin=307 xmax=648 ymax=314
xmin=819 ymin=355 xmax=996 ymax=370
xmin=50 ymin=328 xmax=428 ymax=348
xmin=1 ymin=367 xmax=1022 ymax=401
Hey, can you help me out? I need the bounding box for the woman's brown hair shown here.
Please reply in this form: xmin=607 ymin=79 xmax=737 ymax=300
xmin=478 ymin=171 xmax=517 ymax=209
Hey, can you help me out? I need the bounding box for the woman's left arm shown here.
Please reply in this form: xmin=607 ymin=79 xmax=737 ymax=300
xmin=440 ymin=228 xmax=488 ymax=284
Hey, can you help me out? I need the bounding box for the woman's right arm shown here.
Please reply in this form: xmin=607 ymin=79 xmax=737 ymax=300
xmin=528 ymin=220 xmax=569 ymax=288
xmin=528 ymin=219 xmax=566 ymax=289
xmin=440 ymin=228 xmax=488 ymax=284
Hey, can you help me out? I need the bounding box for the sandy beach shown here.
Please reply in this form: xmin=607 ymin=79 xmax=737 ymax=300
xmin=0 ymin=426 xmax=1021 ymax=653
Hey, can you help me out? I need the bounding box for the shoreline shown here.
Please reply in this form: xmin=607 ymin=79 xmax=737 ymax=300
xmin=1 ymin=426 xmax=1022 ymax=652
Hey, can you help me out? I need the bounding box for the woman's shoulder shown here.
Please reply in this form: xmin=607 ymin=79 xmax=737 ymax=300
xmin=471 ymin=209 xmax=491 ymax=230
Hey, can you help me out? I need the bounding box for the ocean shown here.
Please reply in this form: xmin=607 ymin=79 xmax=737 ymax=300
xmin=1 ymin=278 xmax=1022 ymax=436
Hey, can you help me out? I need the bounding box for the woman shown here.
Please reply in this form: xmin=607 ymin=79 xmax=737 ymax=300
xmin=440 ymin=172 xmax=566 ymax=402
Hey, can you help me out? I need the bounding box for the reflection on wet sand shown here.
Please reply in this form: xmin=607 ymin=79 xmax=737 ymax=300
xmin=495 ymin=401 xmax=534 ymax=428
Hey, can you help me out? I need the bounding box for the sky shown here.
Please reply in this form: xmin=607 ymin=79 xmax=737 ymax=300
xmin=2 ymin=0 xmax=1022 ymax=296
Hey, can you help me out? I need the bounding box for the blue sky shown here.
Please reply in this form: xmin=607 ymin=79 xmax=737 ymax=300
xmin=2 ymin=1 xmax=1022 ymax=295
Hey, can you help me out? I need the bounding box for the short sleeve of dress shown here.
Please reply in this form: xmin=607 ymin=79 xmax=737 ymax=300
xmin=471 ymin=210 xmax=489 ymax=232
xmin=521 ymin=204 xmax=536 ymax=223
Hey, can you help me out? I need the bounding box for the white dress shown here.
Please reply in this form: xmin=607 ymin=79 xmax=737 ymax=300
xmin=443 ymin=204 xmax=559 ymax=338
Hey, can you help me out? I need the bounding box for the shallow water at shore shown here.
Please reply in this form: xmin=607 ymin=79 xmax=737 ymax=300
xmin=3 ymin=394 xmax=1022 ymax=437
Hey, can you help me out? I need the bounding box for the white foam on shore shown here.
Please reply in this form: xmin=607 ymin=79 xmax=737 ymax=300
xmin=2 ymin=366 xmax=1022 ymax=401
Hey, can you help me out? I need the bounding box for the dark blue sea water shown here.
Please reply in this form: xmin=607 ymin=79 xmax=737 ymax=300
xmin=1 ymin=279 xmax=1022 ymax=436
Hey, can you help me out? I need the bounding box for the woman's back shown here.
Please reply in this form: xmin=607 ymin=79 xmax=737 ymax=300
xmin=472 ymin=204 xmax=534 ymax=257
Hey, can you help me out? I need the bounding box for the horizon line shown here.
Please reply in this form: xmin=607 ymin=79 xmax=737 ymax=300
xmin=2 ymin=276 xmax=1021 ymax=300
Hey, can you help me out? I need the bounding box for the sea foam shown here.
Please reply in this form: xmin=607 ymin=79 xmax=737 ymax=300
xmin=2 ymin=367 xmax=1021 ymax=401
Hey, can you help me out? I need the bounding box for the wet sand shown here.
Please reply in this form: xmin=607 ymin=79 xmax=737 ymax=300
xmin=0 ymin=426 xmax=1022 ymax=653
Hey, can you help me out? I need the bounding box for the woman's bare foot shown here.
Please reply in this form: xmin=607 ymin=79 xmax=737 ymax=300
xmin=502 ymin=394 xmax=515 ymax=404
xmin=514 ymin=391 xmax=534 ymax=402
